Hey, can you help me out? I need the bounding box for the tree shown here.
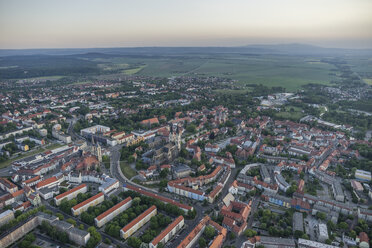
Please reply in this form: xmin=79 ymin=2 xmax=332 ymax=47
xmin=66 ymin=218 xmax=76 ymax=226
xmin=244 ymin=229 xmax=257 ymax=237
xmin=316 ymin=212 xmax=326 ymax=220
xmin=198 ymin=237 xmax=207 ymax=248
xmin=204 ymin=225 xmax=215 ymax=239
xmin=56 ymin=213 xmax=64 ymax=220
xmin=229 ymin=232 xmax=236 ymax=240
xmin=159 ymin=168 xmax=169 ymax=178
xmin=338 ymin=222 xmax=348 ymax=230
xmin=128 ymin=237 xmax=142 ymax=248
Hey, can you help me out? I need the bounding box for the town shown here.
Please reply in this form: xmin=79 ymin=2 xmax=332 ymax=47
xmin=0 ymin=74 xmax=371 ymax=248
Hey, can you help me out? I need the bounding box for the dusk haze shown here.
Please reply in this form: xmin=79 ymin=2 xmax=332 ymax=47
xmin=0 ymin=1 xmax=371 ymax=248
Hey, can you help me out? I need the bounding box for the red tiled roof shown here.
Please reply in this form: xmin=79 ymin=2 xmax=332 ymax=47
xmin=150 ymin=216 xmax=184 ymax=246
xmin=23 ymin=176 xmax=41 ymax=184
xmin=55 ymin=184 xmax=87 ymax=200
xmin=72 ymin=192 xmax=104 ymax=211
xmin=125 ymin=185 xmax=192 ymax=211
xmin=121 ymin=205 xmax=156 ymax=232
xmin=36 ymin=176 xmax=58 ymax=189
xmin=96 ymin=197 xmax=132 ymax=221
xmin=11 ymin=189 xmax=24 ymax=198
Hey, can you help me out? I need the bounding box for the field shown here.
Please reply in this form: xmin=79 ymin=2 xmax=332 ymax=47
xmin=364 ymin=78 xmax=372 ymax=85
xmin=120 ymin=161 xmax=136 ymax=179
xmin=2 ymin=48 xmax=371 ymax=91
xmin=91 ymin=54 xmax=339 ymax=91
xmin=275 ymin=106 xmax=305 ymax=121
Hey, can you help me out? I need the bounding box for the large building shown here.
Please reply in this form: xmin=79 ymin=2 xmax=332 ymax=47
xmin=54 ymin=184 xmax=88 ymax=206
xmin=318 ymin=223 xmax=329 ymax=243
xmin=331 ymin=182 xmax=344 ymax=202
xmin=35 ymin=176 xmax=59 ymax=190
xmin=123 ymin=184 xmax=193 ymax=212
xmin=298 ymin=238 xmax=338 ymax=248
xmin=98 ymin=178 xmax=119 ymax=194
xmin=71 ymin=192 xmax=104 ymax=216
xmin=120 ymin=205 xmax=157 ymax=239
xmin=0 ymin=210 xmax=14 ymax=227
xmin=0 ymin=178 xmax=18 ymax=193
xmin=95 ymin=197 xmax=132 ymax=228
xmin=149 ymin=216 xmax=184 ymax=248
xmin=177 ymin=215 xmax=227 ymax=248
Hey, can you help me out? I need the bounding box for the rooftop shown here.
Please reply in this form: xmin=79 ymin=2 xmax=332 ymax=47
xmin=72 ymin=192 xmax=104 ymax=211
xmin=96 ymin=197 xmax=132 ymax=221
xmin=121 ymin=205 xmax=157 ymax=233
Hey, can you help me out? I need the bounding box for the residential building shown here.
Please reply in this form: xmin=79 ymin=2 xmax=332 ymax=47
xmin=298 ymin=238 xmax=338 ymax=248
xmin=95 ymin=197 xmax=132 ymax=228
xmin=149 ymin=216 xmax=184 ymax=248
xmin=0 ymin=210 xmax=14 ymax=227
xmin=71 ymin=192 xmax=104 ymax=216
xmin=54 ymin=184 xmax=88 ymax=206
xmin=0 ymin=178 xmax=18 ymax=193
xmin=318 ymin=223 xmax=329 ymax=242
xmin=120 ymin=205 xmax=157 ymax=239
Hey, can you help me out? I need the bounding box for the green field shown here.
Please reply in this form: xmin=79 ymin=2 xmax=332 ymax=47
xmin=364 ymin=78 xmax=372 ymax=85
xmin=120 ymin=161 xmax=136 ymax=179
xmin=3 ymin=50 xmax=371 ymax=91
xmin=275 ymin=106 xmax=305 ymax=121
xmin=96 ymin=55 xmax=339 ymax=91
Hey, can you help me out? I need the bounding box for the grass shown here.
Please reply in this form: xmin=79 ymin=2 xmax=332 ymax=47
xmin=275 ymin=106 xmax=304 ymax=121
xmin=15 ymin=75 xmax=64 ymax=82
xmin=94 ymin=54 xmax=339 ymax=91
xmin=363 ymin=78 xmax=372 ymax=85
xmin=120 ymin=161 xmax=137 ymax=179
xmin=122 ymin=65 xmax=146 ymax=75
xmin=0 ymin=143 xmax=64 ymax=169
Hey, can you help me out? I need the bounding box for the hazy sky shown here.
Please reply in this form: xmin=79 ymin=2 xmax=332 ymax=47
xmin=1 ymin=0 xmax=372 ymax=49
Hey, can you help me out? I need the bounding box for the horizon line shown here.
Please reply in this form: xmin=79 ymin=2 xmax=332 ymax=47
xmin=1 ymin=43 xmax=372 ymax=51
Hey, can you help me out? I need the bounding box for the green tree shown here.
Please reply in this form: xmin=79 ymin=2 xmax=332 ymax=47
xmin=198 ymin=237 xmax=207 ymax=248
xmin=204 ymin=225 xmax=215 ymax=239
xmin=56 ymin=213 xmax=64 ymax=220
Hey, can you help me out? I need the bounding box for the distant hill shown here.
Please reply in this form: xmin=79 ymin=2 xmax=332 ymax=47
xmin=1 ymin=44 xmax=371 ymax=57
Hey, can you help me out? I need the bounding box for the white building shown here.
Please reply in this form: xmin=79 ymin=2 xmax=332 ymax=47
xmin=149 ymin=216 xmax=184 ymax=248
xmin=120 ymin=205 xmax=157 ymax=239
xmin=298 ymin=238 xmax=338 ymax=248
xmin=318 ymin=223 xmax=329 ymax=243
xmin=95 ymin=197 xmax=132 ymax=228
xmin=71 ymin=192 xmax=104 ymax=216
xmin=54 ymin=184 xmax=88 ymax=206
xmin=99 ymin=178 xmax=119 ymax=194
xmin=0 ymin=210 xmax=14 ymax=227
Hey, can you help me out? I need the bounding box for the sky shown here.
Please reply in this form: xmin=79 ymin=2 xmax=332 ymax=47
xmin=0 ymin=0 xmax=372 ymax=49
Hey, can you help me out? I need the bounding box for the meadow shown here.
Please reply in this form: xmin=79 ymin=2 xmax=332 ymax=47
xmin=2 ymin=50 xmax=371 ymax=91
xmin=98 ymin=54 xmax=339 ymax=91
